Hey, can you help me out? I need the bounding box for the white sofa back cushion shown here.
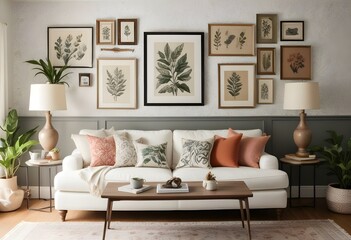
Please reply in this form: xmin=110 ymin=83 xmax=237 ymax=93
xmin=115 ymin=130 xmax=173 ymax=167
xmin=172 ymin=129 xmax=263 ymax=169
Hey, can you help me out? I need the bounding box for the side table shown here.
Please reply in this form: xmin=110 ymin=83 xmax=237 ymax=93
xmin=24 ymin=159 xmax=63 ymax=212
xmin=279 ymin=157 xmax=321 ymax=208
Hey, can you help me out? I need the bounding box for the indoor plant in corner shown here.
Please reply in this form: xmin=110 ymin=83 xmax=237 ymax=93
xmin=0 ymin=109 xmax=38 ymax=212
xmin=310 ymin=130 xmax=351 ymax=214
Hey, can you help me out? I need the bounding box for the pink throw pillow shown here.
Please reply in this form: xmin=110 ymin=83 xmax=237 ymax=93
xmin=228 ymin=128 xmax=270 ymax=168
xmin=87 ymin=135 xmax=116 ymax=167
xmin=210 ymin=134 xmax=242 ymax=167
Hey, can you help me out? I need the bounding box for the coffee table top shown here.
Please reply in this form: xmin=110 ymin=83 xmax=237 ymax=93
xmin=101 ymin=181 xmax=253 ymax=201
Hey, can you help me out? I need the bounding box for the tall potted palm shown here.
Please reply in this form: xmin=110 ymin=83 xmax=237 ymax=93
xmin=0 ymin=109 xmax=38 ymax=211
xmin=310 ymin=130 xmax=351 ymax=214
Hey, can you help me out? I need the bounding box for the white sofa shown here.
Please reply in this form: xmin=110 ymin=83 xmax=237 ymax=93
xmin=54 ymin=129 xmax=289 ymax=221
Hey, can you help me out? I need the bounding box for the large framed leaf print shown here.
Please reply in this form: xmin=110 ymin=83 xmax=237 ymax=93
xmin=48 ymin=27 xmax=93 ymax=68
xmin=218 ymin=63 xmax=256 ymax=108
xmin=144 ymin=32 xmax=204 ymax=106
xmin=97 ymin=58 xmax=137 ymax=109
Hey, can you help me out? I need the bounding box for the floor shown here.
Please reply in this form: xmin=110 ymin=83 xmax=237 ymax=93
xmin=1 ymin=198 xmax=350 ymax=238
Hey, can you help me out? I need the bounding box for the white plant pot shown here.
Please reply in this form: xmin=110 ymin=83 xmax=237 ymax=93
xmin=0 ymin=176 xmax=24 ymax=212
xmin=326 ymin=183 xmax=351 ymax=214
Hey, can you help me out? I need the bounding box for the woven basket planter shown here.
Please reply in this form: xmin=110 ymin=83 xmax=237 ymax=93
xmin=326 ymin=183 xmax=351 ymax=214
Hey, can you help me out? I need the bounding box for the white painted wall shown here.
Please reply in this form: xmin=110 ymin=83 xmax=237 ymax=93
xmin=9 ymin=0 xmax=351 ymax=117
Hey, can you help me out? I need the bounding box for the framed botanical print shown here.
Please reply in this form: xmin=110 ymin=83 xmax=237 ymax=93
xmin=208 ymin=24 xmax=255 ymax=56
xmin=257 ymin=78 xmax=274 ymax=104
xmin=256 ymin=14 xmax=277 ymax=43
xmin=96 ymin=19 xmax=116 ymax=45
xmin=97 ymin=58 xmax=137 ymax=109
xmin=257 ymin=48 xmax=275 ymax=75
xmin=281 ymin=45 xmax=311 ymax=80
xmin=118 ymin=19 xmax=137 ymax=45
xmin=144 ymin=32 xmax=204 ymax=106
xmin=47 ymin=27 xmax=93 ymax=68
xmin=281 ymin=21 xmax=304 ymax=41
xmin=79 ymin=73 xmax=92 ymax=87
xmin=218 ymin=63 xmax=256 ymax=108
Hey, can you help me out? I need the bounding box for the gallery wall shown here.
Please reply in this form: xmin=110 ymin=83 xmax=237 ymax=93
xmin=8 ymin=0 xmax=351 ymax=117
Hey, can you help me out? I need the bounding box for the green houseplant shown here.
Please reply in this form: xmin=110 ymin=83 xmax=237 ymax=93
xmin=0 ymin=109 xmax=38 ymax=211
xmin=26 ymin=58 xmax=71 ymax=86
xmin=310 ymin=130 xmax=351 ymax=214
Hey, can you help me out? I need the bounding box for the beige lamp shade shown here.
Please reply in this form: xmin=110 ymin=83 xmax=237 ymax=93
xmin=29 ymin=84 xmax=67 ymax=111
xmin=283 ymin=82 xmax=320 ymax=110
xmin=29 ymin=84 xmax=67 ymax=151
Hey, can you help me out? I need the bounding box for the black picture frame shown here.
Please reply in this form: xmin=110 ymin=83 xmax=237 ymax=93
xmin=280 ymin=21 xmax=304 ymax=41
xmin=144 ymin=32 xmax=204 ymax=106
xmin=47 ymin=27 xmax=94 ymax=68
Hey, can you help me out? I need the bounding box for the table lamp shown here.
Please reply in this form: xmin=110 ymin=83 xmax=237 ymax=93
xmin=283 ymin=82 xmax=320 ymax=157
xmin=29 ymin=84 xmax=67 ymax=151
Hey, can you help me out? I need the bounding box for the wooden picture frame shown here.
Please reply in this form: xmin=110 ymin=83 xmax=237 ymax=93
xmin=256 ymin=14 xmax=277 ymax=44
xmin=47 ymin=27 xmax=93 ymax=68
xmin=218 ymin=63 xmax=256 ymax=108
xmin=258 ymin=78 xmax=274 ymax=104
xmin=144 ymin=32 xmax=204 ymax=106
xmin=96 ymin=19 xmax=116 ymax=45
xmin=79 ymin=73 xmax=92 ymax=87
xmin=280 ymin=21 xmax=304 ymax=41
xmin=97 ymin=58 xmax=137 ymax=109
xmin=257 ymin=48 xmax=275 ymax=75
xmin=208 ymin=24 xmax=255 ymax=56
xmin=281 ymin=45 xmax=311 ymax=80
xmin=118 ymin=19 xmax=137 ymax=45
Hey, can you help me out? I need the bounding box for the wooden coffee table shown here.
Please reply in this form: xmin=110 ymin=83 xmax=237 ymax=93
xmin=101 ymin=181 xmax=253 ymax=240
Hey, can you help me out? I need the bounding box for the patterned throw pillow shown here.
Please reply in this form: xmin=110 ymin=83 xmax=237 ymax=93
xmin=176 ymin=138 xmax=214 ymax=168
xmin=113 ymin=134 xmax=142 ymax=167
xmin=135 ymin=142 xmax=168 ymax=168
xmin=86 ymin=135 xmax=116 ymax=167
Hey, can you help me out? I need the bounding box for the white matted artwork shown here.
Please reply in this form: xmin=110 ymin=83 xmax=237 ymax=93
xmin=97 ymin=58 xmax=137 ymax=109
xmin=218 ymin=63 xmax=256 ymax=108
xmin=258 ymin=78 xmax=274 ymax=104
xmin=118 ymin=19 xmax=137 ymax=45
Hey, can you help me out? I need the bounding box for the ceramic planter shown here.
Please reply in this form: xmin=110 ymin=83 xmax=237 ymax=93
xmin=326 ymin=183 xmax=351 ymax=214
xmin=0 ymin=176 xmax=24 ymax=212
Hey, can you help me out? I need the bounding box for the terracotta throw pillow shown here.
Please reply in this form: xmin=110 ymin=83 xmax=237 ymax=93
xmin=87 ymin=135 xmax=116 ymax=167
xmin=210 ymin=133 xmax=243 ymax=167
xmin=228 ymin=128 xmax=270 ymax=168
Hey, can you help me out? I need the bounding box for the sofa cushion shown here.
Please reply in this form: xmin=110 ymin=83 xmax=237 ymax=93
xmin=115 ymin=130 xmax=173 ymax=167
xmin=210 ymin=134 xmax=242 ymax=167
xmin=135 ymin=142 xmax=168 ymax=168
xmin=172 ymin=129 xmax=263 ymax=169
xmin=176 ymin=138 xmax=214 ymax=168
xmin=113 ymin=134 xmax=140 ymax=167
xmin=87 ymin=135 xmax=116 ymax=167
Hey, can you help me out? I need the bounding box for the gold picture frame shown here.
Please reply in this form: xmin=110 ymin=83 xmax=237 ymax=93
xmin=96 ymin=19 xmax=116 ymax=45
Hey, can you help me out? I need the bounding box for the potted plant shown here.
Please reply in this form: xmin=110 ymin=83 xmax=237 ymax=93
xmin=49 ymin=147 xmax=60 ymax=161
xmin=26 ymin=58 xmax=71 ymax=86
xmin=203 ymin=171 xmax=217 ymax=191
xmin=310 ymin=130 xmax=351 ymax=214
xmin=0 ymin=109 xmax=38 ymax=211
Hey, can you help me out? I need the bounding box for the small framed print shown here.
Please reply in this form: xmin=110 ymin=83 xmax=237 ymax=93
xmin=118 ymin=19 xmax=137 ymax=45
xmin=97 ymin=58 xmax=137 ymax=109
xmin=258 ymin=78 xmax=273 ymax=104
xmin=281 ymin=45 xmax=311 ymax=80
xmin=218 ymin=63 xmax=256 ymax=108
xmin=280 ymin=21 xmax=304 ymax=41
xmin=48 ymin=27 xmax=93 ymax=68
xmin=144 ymin=32 xmax=204 ymax=106
xmin=96 ymin=19 xmax=116 ymax=45
xmin=256 ymin=14 xmax=277 ymax=43
xmin=257 ymin=48 xmax=275 ymax=75
xmin=79 ymin=73 xmax=92 ymax=87
xmin=208 ymin=24 xmax=255 ymax=56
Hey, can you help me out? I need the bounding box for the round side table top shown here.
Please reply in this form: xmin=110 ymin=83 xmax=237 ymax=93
xmin=25 ymin=159 xmax=63 ymax=167
xmin=280 ymin=157 xmax=320 ymax=165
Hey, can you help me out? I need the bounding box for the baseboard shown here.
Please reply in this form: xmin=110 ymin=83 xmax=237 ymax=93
xmin=20 ymin=185 xmax=328 ymax=199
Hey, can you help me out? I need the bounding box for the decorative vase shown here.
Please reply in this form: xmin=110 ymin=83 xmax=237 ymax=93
xmin=0 ymin=176 xmax=24 ymax=212
xmin=203 ymin=180 xmax=217 ymax=191
xmin=326 ymin=183 xmax=351 ymax=214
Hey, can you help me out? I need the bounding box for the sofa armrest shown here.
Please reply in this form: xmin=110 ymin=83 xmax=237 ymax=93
xmin=259 ymin=152 xmax=279 ymax=170
xmin=62 ymin=149 xmax=84 ymax=171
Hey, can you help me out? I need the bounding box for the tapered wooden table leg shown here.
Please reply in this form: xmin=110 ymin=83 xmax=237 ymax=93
xmin=239 ymin=199 xmax=245 ymax=228
xmin=102 ymin=199 xmax=113 ymax=240
xmin=244 ymin=198 xmax=251 ymax=240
